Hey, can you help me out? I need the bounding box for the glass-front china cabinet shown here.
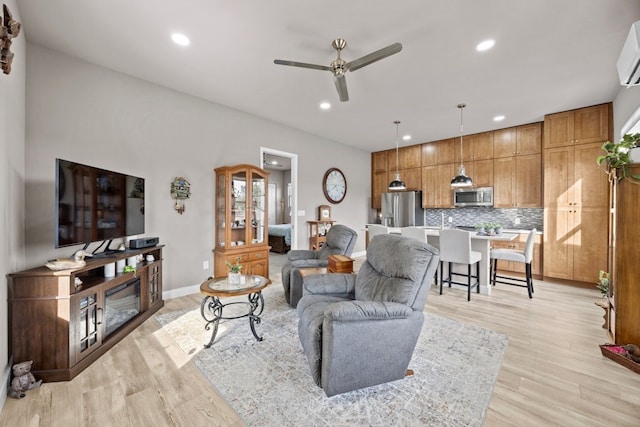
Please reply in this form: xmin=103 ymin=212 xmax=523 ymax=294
xmin=213 ymin=164 xmax=270 ymax=281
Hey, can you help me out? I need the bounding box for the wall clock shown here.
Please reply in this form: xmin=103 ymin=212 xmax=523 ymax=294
xmin=322 ymin=167 xmax=347 ymax=204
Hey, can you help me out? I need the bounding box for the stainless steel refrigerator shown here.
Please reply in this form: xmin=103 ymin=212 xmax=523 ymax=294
xmin=381 ymin=191 xmax=424 ymax=227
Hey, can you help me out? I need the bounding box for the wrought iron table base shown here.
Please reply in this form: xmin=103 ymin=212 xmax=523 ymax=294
xmin=200 ymin=291 xmax=265 ymax=348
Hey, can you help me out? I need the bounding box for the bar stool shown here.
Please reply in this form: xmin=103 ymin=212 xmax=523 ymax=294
xmin=401 ymin=227 xmax=438 ymax=284
xmin=489 ymin=229 xmax=536 ymax=299
xmin=367 ymin=224 xmax=389 ymax=247
xmin=438 ymin=229 xmax=481 ymax=301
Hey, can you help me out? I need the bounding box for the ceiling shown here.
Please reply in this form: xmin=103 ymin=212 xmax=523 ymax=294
xmin=16 ymin=1 xmax=640 ymax=152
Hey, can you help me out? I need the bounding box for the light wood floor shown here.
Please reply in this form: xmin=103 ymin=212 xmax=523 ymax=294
xmin=2 ymin=258 xmax=639 ymax=426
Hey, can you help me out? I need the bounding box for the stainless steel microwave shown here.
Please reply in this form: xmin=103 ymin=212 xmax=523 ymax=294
xmin=454 ymin=187 xmax=494 ymax=207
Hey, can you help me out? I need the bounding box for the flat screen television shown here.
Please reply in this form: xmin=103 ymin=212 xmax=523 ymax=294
xmin=55 ymin=158 xmax=145 ymax=250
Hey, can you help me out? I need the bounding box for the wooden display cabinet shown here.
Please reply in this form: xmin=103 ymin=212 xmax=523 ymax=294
xmin=307 ymin=220 xmax=335 ymax=250
xmin=213 ymin=164 xmax=270 ymax=280
xmin=8 ymin=246 xmax=164 ymax=382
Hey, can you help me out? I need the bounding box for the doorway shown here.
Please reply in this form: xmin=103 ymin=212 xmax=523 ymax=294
xmin=259 ymin=148 xmax=298 ymax=249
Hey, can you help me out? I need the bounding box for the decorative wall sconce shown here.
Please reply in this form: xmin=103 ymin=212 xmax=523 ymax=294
xmin=1 ymin=4 xmax=21 ymax=75
xmin=171 ymin=176 xmax=191 ymax=214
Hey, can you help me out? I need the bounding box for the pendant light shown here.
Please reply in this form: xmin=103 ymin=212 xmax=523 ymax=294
xmin=388 ymin=120 xmax=406 ymax=191
xmin=451 ymin=103 xmax=474 ymax=188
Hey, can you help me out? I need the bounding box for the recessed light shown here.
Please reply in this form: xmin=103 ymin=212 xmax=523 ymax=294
xmin=476 ymin=39 xmax=495 ymax=52
xmin=320 ymin=102 xmax=331 ymax=110
xmin=171 ymin=33 xmax=190 ymax=46
xmin=402 ymin=135 xmax=411 ymax=141
xmin=493 ymin=115 xmax=505 ymax=122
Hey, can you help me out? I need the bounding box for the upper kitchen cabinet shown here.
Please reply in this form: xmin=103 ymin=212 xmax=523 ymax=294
xmin=494 ymin=123 xmax=542 ymax=158
xmin=388 ymin=145 xmax=422 ymax=169
xmin=455 ymin=131 xmax=494 ymax=163
xmin=543 ymin=103 xmax=611 ymax=149
xmin=493 ymin=123 xmax=542 ymax=207
xmin=422 ymin=138 xmax=455 ymax=166
xmin=422 ymin=163 xmax=455 ymax=208
xmin=372 ymin=150 xmax=389 ymax=173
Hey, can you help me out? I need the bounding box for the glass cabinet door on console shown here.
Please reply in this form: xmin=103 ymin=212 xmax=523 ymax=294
xmin=214 ymin=164 xmax=270 ymax=280
xmin=72 ymin=287 xmax=103 ymax=364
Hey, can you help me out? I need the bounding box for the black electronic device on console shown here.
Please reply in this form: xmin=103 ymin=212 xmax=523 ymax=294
xmin=129 ymin=237 xmax=159 ymax=249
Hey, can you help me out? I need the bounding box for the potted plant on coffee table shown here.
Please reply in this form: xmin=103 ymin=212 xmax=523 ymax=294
xmin=226 ymin=258 xmax=243 ymax=285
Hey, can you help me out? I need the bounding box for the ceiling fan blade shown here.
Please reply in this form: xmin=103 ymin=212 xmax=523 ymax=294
xmin=274 ymin=59 xmax=332 ymax=72
xmin=346 ymin=42 xmax=403 ymax=72
xmin=334 ymin=74 xmax=349 ymax=102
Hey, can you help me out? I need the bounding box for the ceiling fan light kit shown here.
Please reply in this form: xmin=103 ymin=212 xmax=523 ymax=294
xmin=451 ymin=103 xmax=474 ymax=188
xmin=274 ymin=38 xmax=402 ymax=102
xmin=389 ymin=120 xmax=406 ymax=191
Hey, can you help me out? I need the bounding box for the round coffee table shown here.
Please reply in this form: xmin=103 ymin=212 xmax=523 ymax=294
xmin=199 ymin=275 xmax=269 ymax=348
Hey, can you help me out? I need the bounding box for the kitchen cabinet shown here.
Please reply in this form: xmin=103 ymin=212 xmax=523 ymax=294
xmin=493 ymin=123 xmax=542 ymax=158
xmin=388 ymin=145 xmax=422 ymax=169
xmin=372 ymin=150 xmax=388 ymax=173
xmin=422 ymin=163 xmax=455 ymax=208
xmin=543 ymin=142 xmax=609 ymax=282
xmin=491 ymin=232 xmax=543 ymax=278
xmin=494 ymin=154 xmax=542 ymax=208
xmin=422 ymin=138 xmax=455 ymax=166
xmin=455 ymin=131 xmax=494 ymax=162
xmin=213 ymin=164 xmax=270 ymax=280
xmin=607 ymin=165 xmax=640 ymax=345
xmin=543 ymin=103 xmax=611 ymax=149
xmin=464 ymin=159 xmax=494 ymax=188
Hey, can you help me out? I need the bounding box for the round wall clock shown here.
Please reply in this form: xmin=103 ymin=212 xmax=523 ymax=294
xmin=322 ymin=167 xmax=347 ymax=204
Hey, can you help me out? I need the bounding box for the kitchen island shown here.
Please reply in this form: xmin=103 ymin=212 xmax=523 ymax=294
xmin=366 ymin=225 xmax=518 ymax=295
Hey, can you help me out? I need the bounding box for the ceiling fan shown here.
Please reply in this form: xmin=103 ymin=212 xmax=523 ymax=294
xmin=274 ymin=38 xmax=402 ymax=102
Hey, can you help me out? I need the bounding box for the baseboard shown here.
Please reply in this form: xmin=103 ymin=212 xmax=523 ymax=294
xmin=1 ymin=358 xmax=12 ymax=411
xmin=352 ymin=250 xmax=366 ymax=258
xmin=163 ymin=283 xmax=200 ymax=300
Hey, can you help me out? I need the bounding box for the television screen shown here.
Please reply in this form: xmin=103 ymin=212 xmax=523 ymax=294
xmin=55 ymin=159 xmax=145 ymax=248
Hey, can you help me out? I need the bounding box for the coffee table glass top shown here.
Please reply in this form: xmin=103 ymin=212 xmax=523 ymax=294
xmin=200 ymin=275 xmax=268 ymax=295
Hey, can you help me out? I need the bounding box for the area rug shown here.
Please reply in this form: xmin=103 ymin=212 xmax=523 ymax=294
xmin=155 ymin=282 xmax=508 ymax=427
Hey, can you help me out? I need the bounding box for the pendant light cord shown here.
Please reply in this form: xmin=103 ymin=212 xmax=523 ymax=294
xmin=458 ymin=103 xmax=466 ymax=168
xmin=394 ymin=120 xmax=400 ymax=174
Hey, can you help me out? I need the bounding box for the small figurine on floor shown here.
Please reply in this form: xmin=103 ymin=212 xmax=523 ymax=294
xmin=9 ymin=360 xmax=42 ymax=399
xmin=622 ymin=344 xmax=640 ymax=363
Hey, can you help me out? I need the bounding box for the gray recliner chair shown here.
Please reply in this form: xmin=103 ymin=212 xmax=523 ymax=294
xmin=296 ymin=233 xmax=440 ymax=397
xmin=281 ymin=224 xmax=357 ymax=308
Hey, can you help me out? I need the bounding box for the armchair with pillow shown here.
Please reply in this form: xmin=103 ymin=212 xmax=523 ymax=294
xmin=296 ymin=233 xmax=440 ymax=396
xmin=281 ymin=224 xmax=357 ymax=308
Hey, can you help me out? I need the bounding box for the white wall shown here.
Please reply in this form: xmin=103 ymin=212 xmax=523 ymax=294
xmin=24 ymin=43 xmax=370 ymax=294
xmin=0 ymin=0 xmax=26 ymax=409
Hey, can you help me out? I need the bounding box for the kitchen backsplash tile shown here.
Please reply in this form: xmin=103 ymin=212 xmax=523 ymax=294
xmin=424 ymin=207 xmax=543 ymax=230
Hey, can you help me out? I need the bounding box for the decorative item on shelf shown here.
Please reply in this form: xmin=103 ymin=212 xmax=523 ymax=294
xmin=123 ymin=264 xmax=136 ymax=277
xmin=451 ymin=103 xmax=474 ymax=188
xmin=44 ymin=249 xmax=93 ymax=271
xmin=226 ymin=257 xmax=243 ymax=285
xmin=318 ymin=204 xmax=332 ymax=220
xmin=388 ymin=120 xmax=406 ymax=191
xmin=0 ymin=4 xmax=22 ymax=75
xmin=596 ymin=133 xmax=640 ymax=183
xmin=170 ymin=176 xmax=191 ymax=214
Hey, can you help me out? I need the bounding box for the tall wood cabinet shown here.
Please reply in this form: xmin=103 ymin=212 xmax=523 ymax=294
xmin=8 ymin=246 xmax=164 ymax=382
xmin=543 ymin=103 xmax=612 ymax=283
xmin=213 ymin=164 xmax=270 ymax=280
xmin=607 ymin=166 xmax=640 ymax=345
xmin=493 ymin=123 xmax=542 ymax=208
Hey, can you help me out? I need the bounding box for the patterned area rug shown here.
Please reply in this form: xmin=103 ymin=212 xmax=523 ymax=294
xmin=156 ymin=281 xmax=508 ymax=427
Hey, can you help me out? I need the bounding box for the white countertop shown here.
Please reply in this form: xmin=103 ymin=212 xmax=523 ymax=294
xmin=366 ymin=224 xmax=542 ymax=235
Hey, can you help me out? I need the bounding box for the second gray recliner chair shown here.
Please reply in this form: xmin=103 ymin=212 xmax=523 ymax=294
xmin=281 ymin=224 xmax=357 ymax=308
